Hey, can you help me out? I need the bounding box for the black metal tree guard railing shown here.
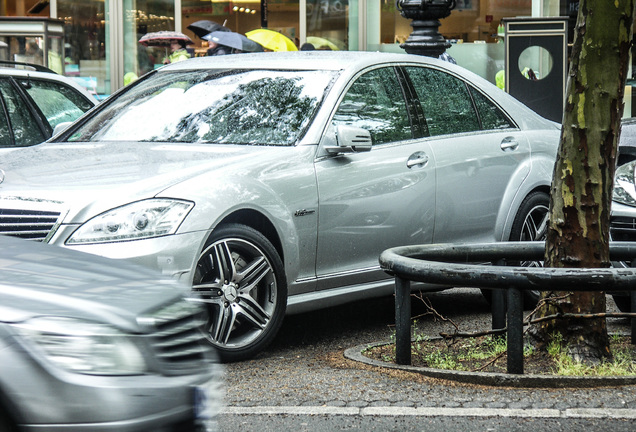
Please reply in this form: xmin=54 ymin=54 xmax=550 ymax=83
xmin=379 ymin=241 xmax=636 ymax=374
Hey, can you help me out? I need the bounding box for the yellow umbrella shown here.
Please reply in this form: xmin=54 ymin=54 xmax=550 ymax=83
xmin=246 ymin=29 xmax=298 ymax=52
xmin=306 ymin=36 xmax=340 ymax=51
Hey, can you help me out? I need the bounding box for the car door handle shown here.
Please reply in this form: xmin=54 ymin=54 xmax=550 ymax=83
xmin=407 ymin=152 xmax=429 ymax=168
xmin=500 ymin=137 xmax=519 ymax=151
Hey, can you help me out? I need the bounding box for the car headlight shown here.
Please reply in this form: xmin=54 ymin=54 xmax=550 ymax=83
xmin=67 ymin=199 xmax=193 ymax=244
xmin=14 ymin=317 xmax=146 ymax=375
xmin=614 ymin=161 xmax=636 ymax=207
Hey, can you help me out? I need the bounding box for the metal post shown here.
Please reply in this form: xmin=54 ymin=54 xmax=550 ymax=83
xmin=506 ymin=286 xmax=524 ymax=374
xmin=492 ymin=289 xmax=506 ymax=334
xmin=632 ymin=290 xmax=636 ymax=345
xmin=396 ymin=0 xmax=456 ymax=58
xmin=491 ymin=260 xmax=507 ymax=333
xmin=631 ymin=258 xmax=636 ymax=345
xmin=395 ymin=276 xmax=412 ymax=365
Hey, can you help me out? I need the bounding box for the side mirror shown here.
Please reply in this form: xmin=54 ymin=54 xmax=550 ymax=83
xmin=52 ymin=121 xmax=73 ymax=138
xmin=324 ymin=125 xmax=372 ymax=154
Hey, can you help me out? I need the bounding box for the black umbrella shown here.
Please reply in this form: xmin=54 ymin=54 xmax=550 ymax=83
xmin=202 ymin=31 xmax=264 ymax=53
xmin=187 ymin=20 xmax=230 ymax=39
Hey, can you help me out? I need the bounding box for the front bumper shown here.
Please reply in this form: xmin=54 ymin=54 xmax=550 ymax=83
xmin=611 ymin=201 xmax=636 ymax=243
xmin=49 ymin=225 xmax=206 ymax=283
xmin=3 ymin=339 xmax=222 ymax=432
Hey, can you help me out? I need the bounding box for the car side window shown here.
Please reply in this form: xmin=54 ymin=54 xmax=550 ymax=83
xmin=468 ymin=86 xmax=514 ymax=130
xmin=405 ymin=66 xmax=480 ymax=136
xmin=0 ymin=88 xmax=10 ymax=147
xmin=0 ymin=79 xmax=46 ymax=147
xmin=21 ymin=79 xmax=93 ymax=130
xmin=333 ymin=67 xmax=412 ymax=145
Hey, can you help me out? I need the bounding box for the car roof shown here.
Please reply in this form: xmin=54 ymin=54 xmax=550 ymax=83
xmin=0 ymin=63 xmax=98 ymax=103
xmin=161 ymin=50 xmax=452 ymax=73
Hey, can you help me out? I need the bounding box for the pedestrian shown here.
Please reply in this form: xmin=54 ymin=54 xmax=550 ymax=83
xmin=300 ymin=43 xmax=315 ymax=51
xmin=163 ymin=39 xmax=191 ymax=64
xmin=206 ymin=40 xmax=230 ymax=56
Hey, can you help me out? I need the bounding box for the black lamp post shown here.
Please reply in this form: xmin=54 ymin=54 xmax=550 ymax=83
xmin=396 ymin=0 xmax=456 ymax=58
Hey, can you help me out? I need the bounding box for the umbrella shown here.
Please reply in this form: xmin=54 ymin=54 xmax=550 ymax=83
xmin=202 ymin=31 xmax=263 ymax=53
xmin=138 ymin=31 xmax=193 ymax=47
xmin=306 ymin=36 xmax=340 ymax=51
xmin=246 ymin=29 xmax=298 ymax=52
xmin=187 ymin=20 xmax=230 ymax=39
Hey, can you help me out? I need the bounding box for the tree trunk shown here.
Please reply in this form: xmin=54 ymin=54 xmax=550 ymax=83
xmin=531 ymin=0 xmax=635 ymax=364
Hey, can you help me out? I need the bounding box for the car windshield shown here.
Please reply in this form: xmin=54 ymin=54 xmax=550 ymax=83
xmin=67 ymin=69 xmax=337 ymax=146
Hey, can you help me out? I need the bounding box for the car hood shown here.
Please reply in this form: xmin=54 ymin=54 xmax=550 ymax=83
xmin=0 ymin=141 xmax=290 ymax=218
xmin=0 ymin=236 xmax=189 ymax=330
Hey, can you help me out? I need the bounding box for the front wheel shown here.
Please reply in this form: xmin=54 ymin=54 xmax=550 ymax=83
xmin=192 ymin=224 xmax=287 ymax=362
xmin=481 ymin=191 xmax=549 ymax=309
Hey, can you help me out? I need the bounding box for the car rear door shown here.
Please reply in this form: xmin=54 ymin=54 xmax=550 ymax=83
xmin=402 ymin=65 xmax=531 ymax=243
xmin=315 ymin=65 xmax=436 ymax=290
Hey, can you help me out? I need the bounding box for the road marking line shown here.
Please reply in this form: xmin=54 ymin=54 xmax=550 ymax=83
xmin=222 ymin=406 xmax=636 ymax=419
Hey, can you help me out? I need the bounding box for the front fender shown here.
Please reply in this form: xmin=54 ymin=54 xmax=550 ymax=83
xmin=160 ymin=146 xmax=320 ymax=291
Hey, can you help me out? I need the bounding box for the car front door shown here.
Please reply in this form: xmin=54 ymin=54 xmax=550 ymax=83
xmin=315 ymin=66 xmax=436 ymax=290
xmin=403 ymin=65 xmax=531 ymax=243
xmin=0 ymin=78 xmax=46 ymax=148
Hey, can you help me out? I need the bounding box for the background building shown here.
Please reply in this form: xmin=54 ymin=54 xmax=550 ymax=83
xmin=0 ymin=1 xmax=598 ymax=101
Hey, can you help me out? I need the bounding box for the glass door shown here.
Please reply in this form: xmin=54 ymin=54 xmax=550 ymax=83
xmin=123 ymin=0 xmax=176 ymax=85
xmin=57 ymin=0 xmax=110 ymax=98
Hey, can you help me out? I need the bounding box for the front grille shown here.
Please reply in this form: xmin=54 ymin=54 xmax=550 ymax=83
xmin=141 ymin=300 xmax=211 ymax=373
xmin=610 ymin=216 xmax=636 ymax=242
xmin=0 ymin=208 xmax=60 ymax=241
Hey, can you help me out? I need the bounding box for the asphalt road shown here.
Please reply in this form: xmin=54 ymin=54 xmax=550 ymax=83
xmin=217 ymin=288 xmax=636 ymax=431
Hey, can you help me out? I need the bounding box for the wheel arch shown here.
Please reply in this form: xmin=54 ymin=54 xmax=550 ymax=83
xmin=499 ymin=184 xmax=551 ymax=241
xmin=216 ymin=209 xmax=284 ymax=263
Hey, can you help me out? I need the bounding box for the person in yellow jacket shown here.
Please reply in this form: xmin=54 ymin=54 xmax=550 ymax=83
xmin=163 ymin=40 xmax=191 ymax=64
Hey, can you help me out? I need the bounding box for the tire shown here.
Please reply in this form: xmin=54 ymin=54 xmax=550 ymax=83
xmin=192 ymin=223 xmax=287 ymax=362
xmin=481 ymin=191 xmax=549 ymax=309
xmin=611 ymin=294 xmax=632 ymax=313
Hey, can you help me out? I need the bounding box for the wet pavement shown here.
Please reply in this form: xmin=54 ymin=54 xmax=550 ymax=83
xmin=218 ymin=288 xmax=636 ymax=431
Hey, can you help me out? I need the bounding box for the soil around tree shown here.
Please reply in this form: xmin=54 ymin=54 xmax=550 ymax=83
xmin=363 ymin=334 xmax=636 ymax=376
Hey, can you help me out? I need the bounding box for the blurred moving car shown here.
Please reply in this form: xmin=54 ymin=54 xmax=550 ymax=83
xmin=0 ymin=235 xmax=222 ymax=432
xmin=0 ymin=51 xmax=564 ymax=361
xmin=0 ymin=61 xmax=96 ymax=149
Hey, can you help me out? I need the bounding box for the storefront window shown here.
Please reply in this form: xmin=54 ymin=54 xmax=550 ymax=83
xmin=123 ymin=0 xmax=175 ymax=83
xmin=58 ymin=0 xmax=109 ymax=98
xmin=306 ymin=0 xmax=348 ymax=50
xmin=182 ymin=1 xmax=299 ymax=54
xmin=0 ymin=18 xmax=66 ymax=73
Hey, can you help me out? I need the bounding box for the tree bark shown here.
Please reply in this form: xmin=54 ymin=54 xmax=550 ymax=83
xmin=531 ymin=0 xmax=635 ymax=364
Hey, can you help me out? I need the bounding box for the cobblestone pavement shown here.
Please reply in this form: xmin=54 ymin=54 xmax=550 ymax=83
xmin=221 ymin=288 xmax=636 ymax=412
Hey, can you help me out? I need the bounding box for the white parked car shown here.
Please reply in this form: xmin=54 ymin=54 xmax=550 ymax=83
xmin=0 ymin=60 xmax=96 ymax=149
xmin=0 ymin=51 xmax=563 ymax=361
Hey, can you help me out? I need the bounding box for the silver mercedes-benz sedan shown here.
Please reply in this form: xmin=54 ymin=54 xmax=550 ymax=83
xmin=0 ymin=51 xmax=560 ymax=361
xmin=0 ymin=235 xmax=222 ymax=431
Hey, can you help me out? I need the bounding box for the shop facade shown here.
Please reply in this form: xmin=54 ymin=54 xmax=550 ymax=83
xmin=1 ymin=1 xmax=576 ymax=98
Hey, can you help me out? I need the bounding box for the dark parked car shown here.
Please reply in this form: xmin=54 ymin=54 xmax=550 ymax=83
xmin=0 ymin=235 xmax=222 ymax=432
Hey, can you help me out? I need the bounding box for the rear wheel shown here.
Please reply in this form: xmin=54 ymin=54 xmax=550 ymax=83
xmin=192 ymin=224 xmax=287 ymax=362
xmin=612 ymin=294 xmax=632 ymax=313
xmin=481 ymin=191 xmax=549 ymax=309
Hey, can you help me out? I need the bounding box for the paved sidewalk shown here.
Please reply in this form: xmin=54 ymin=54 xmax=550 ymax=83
xmin=219 ymin=289 xmax=636 ymax=429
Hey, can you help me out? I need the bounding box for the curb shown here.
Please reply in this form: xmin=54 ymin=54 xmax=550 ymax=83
xmin=344 ymin=341 xmax=636 ymax=388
